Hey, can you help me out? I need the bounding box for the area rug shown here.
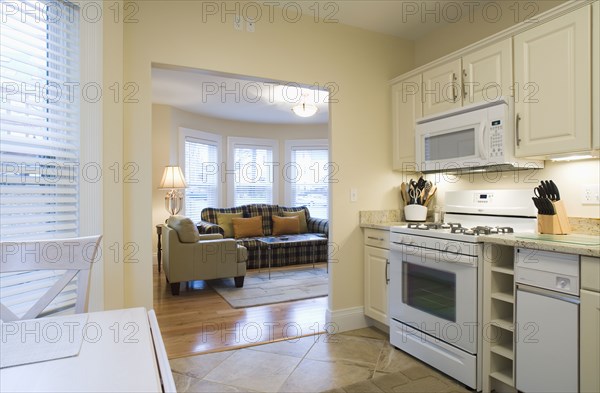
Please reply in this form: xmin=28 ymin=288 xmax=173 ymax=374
xmin=209 ymin=266 xmax=328 ymax=308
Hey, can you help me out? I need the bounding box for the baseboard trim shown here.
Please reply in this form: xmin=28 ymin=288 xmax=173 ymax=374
xmin=326 ymin=306 xmax=369 ymax=333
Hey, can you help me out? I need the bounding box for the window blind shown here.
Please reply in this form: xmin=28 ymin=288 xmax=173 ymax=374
xmin=289 ymin=148 xmax=329 ymax=219
xmin=1 ymin=0 xmax=81 ymax=318
xmin=233 ymin=144 xmax=274 ymax=206
xmin=184 ymin=137 xmax=219 ymax=222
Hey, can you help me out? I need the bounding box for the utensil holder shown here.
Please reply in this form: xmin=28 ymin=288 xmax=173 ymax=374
xmin=404 ymin=204 xmax=427 ymax=222
xmin=537 ymin=200 xmax=571 ymax=235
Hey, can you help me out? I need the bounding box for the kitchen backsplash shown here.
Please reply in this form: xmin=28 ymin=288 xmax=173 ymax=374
xmin=569 ymin=217 xmax=600 ymax=236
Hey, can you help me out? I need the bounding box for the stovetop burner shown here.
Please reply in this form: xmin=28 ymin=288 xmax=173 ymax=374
xmin=450 ymin=225 xmax=515 ymax=235
xmin=405 ymin=222 xmax=514 ymax=236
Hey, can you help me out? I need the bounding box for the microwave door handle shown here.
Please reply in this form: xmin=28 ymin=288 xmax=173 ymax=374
xmin=478 ymin=120 xmax=488 ymax=160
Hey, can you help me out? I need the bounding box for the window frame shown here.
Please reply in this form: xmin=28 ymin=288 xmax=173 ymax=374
xmin=284 ymin=139 xmax=329 ymax=219
xmin=178 ymin=127 xmax=223 ymax=218
xmin=227 ymin=136 xmax=279 ymax=206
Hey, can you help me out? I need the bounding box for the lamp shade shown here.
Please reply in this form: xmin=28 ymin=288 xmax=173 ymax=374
xmin=159 ymin=166 xmax=187 ymax=189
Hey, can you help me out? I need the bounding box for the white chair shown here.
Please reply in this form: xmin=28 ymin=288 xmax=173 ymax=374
xmin=0 ymin=235 xmax=102 ymax=322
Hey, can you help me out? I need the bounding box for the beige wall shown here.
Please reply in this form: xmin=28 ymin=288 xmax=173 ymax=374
xmin=151 ymin=104 xmax=328 ymax=251
xmin=119 ymin=1 xmax=414 ymax=314
xmin=414 ymin=0 xmax=566 ymax=66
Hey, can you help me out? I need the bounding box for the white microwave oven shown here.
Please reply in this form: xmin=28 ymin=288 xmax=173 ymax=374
xmin=415 ymin=97 xmax=543 ymax=173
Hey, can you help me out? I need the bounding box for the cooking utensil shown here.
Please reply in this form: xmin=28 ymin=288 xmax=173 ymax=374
xmin=422 ymin=181 xmax=432 ymax=204
xmin=408 ymin=187 xmax=420 ymax=205
xmin=400 ymin=183 xmax=408 ymax=206
xmin=424 ymin=185 xmax=437 ymax=207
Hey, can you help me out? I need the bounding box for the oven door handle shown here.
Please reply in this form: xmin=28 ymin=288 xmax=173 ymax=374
xmin=400 ymin=248 xmax=478 ymax=267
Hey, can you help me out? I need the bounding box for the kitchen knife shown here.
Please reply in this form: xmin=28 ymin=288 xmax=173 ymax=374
xmin=544 ymin=198 xmax=556 ymax=215
xmin=549 ymin=180 xmax=560 ymax=201
xmin=532 ymin=197 xmax=541 ymax=214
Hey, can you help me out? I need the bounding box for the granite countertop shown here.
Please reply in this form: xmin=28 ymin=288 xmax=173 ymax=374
xmin=480 ymin=233 xmax=600 ymax=258
xmin=360 ymin=221 xmax=406 ymax=230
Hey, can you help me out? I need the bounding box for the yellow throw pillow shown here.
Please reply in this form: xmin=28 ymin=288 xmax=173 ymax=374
xmin=272 ymin=216 xmax=300 ymax=236
xmin=232 ymin=216 xmax=264 ymax=239
xmin=216 ymin=212 xmax=243 ymax=238
xmin=282 ymin=210 xmax=308 ymax=233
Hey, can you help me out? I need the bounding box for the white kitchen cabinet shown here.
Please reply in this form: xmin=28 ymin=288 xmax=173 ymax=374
xmin=580 ymin=256 xmax=600 ymax=393
xmin=462 ymin=39 xmax=512 ymax=105
xmin=593 ymin=1 xmax=599 ymax=150
xmin=422 ymin=59 xmax=462 ymax=116
xmin=364 ymin=228 xmax=390 ymax=325
xmin=514 ymin=6 xmax=592 ymax=157
xmin=392 ymin=74 xmax=422 ymax=171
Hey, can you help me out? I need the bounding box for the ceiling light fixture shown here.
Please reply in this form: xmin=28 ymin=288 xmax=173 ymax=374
xmin=291 ymin=102 xmax=318 ymax=118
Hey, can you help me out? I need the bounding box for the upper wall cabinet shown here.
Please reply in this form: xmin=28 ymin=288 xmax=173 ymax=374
xmin=422 ymin=59 xmax=462 ymax=116
xmin=392 ymin=74 xmax=422 ymax=171
xmin=422 ymin=40 xmax=513 ymax=117
xmin=593 ymin=1 xmax=599 ymax=150
xmin=462 ymin=39 xmax=512 ymax=106
xmin=514 ymin=6 xmax=592 ymax=157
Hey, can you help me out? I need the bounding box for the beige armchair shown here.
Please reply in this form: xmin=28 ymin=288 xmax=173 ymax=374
xmin=162 ymin=216 xmax=247 ymax=295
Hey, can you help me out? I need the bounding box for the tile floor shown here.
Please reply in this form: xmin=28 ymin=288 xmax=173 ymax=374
xmin=170 ymin=327 xmax=472 ymax=393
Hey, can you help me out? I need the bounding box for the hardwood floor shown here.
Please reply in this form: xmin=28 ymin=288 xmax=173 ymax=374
xmin=153 ymin=263 xmax=328 ymax=359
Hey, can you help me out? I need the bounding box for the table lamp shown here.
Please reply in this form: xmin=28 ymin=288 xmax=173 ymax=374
xmin=159 ymin=166 xmax=187 ymax=215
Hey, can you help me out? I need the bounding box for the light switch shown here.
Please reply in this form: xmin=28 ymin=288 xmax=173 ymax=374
xmin=582 ymin=184 xmax=600 ymax=204
xmin=350 ymin=188 xmax=358 ymax=202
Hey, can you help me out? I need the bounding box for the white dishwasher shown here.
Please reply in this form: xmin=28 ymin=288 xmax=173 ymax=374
xmin=515 ymin=248 xmax=580 ymax=393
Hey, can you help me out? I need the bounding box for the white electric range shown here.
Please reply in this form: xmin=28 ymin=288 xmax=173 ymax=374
xmin=388 ymin=189 xmax=537 ymax=390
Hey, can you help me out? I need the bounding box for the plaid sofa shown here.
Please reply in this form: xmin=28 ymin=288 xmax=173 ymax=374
xmin=197 ymin=204 xmax=328 ymax=269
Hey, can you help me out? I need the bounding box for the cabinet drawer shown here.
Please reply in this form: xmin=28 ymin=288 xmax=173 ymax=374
xmin=581 ymin=256 xmax=600 ymax=292
xmin=364 ymin=228 xmax=390 ymax=249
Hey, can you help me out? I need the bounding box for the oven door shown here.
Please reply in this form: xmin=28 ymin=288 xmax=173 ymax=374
xmin=389 ymin=248 xmax=477 ymax=354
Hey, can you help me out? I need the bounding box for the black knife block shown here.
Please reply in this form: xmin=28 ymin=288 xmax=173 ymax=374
xmin=537 ymin=200 xmax=571 ymax=235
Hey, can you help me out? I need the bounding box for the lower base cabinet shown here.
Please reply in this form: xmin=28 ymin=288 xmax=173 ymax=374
xmin=364 ymin=228 xmax=390 ymax=325
xmin=580 ymin=256 xmax=600 ymax=393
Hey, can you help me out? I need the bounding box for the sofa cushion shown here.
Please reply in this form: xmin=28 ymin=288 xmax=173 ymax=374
xmin=201 ymin=207 xmax=244 ymax=224
xmin=232 ymin=216 xmax=264 ymax=239
xmin=167 ymin=215 xmax=200 ymax=243
xmin=242 ymin=204 xmax=280 ymax=236
xmin=272 ymin=215 xmax=300 ymax=236
xmin=216 ymin=212 xmax=243 ymax=238
xmin=281 ymin=210 xmax=308 ymax=233
xmin=280 ymin=206 xmax=311 ymax=220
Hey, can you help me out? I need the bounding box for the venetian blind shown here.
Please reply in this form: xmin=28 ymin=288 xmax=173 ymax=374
xmin=184 ymin=137 xmax=219 ymax=222
xmin=0 ymin=0 xmax=81 ymax=318
xmin=232 ymin=144 xmax=274 ymax=206
xmin=289 ymin=147 xmax=329 ymax=219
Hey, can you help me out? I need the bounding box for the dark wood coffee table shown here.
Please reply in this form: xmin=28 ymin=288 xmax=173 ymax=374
xmin=256 ymin=234 xmax=327 ymax=279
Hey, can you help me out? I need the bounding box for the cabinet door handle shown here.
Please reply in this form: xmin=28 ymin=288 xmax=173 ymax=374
xmin=515 ymin=113 xmax=522 ymax=147
xmin=462 ymin=69 xmax=468 ymax=99
xmin=452 ymin=72 xmax=458 ymax=102
xmin=385 ymin=259 xmax=390 ymax=284
xmin=367 ymin=236 xmax=384 ymax=241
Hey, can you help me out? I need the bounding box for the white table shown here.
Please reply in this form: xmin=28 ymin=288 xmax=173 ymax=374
xmin=1 ymin=307 xmax=174 ymax=392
